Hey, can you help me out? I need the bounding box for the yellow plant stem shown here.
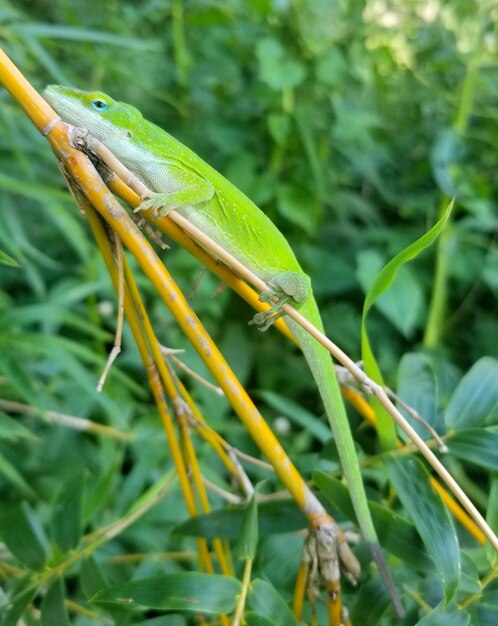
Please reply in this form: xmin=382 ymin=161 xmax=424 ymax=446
xmin=119 ymin=242 xmax=233 ymax=577
xmin=292 ymin=561 xmax=308 ymax=620
xmin=83 ymin=199 xmax=215 ymax=575
xmin=231 ymin=557 xmax=253 ymax=626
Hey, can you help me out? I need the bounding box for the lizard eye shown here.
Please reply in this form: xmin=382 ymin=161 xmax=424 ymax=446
xmin=90 ymin=98 xmax=109 ymax=112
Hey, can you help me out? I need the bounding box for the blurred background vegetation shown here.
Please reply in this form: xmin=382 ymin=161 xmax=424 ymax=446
xmin=0 ymin=0 xmax=497 ymax=625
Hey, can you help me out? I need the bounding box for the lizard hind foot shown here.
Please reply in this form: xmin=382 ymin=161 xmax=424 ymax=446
xmin=248 ymin=291 xmax=291 ymax=332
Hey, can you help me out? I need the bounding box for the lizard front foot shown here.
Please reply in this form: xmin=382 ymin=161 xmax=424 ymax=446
xmin=133 ymin=192 xmax=173 ymax=219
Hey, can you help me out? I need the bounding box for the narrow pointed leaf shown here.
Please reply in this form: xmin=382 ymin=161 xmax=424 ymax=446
xmin=0 ymin=502 xmax=48 ymax=570
xmin=361 ymin=200 xmax=453 ymax=448
xmin=247 ymin=579 xmax=300 ymax=626
xmin=416 ymin=602 xmax=470 ymax=626
xmin=80 ymin=555 xmax=109 ymax=599
xmin=445 ymin=358 xmax=498 ymax=429
xmin=388 ymin=457 xmax=460 ymax=602
xmin=40 ymin=577 xmax=70 ymax=626
xmin=447 ymin=428 xmax=498 ymax=470
xmin=51 ymin=472 xmax=84 ymax=552
xmin=237 ymin=494 xmax=258 ymax=560
xmin=91 ymin=573 xmax=242 ymax=614
xmin=173 ymin=500 xmax=306 ymax=538
xmin=0 ymin=452 xmax=37 ymax=499
xmin=0 ymin=575 xmax=38 ymax=626
xmin=0 ymin=248 xmax=20 ymax=267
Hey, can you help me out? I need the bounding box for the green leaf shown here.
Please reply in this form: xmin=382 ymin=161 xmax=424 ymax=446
xmin=51 ymin=472 xmax=85 ymax=552
xmin=416 ymin=602 xmax=470 ymax=626
xmin=245 ymin=613 xmax=279 ymax=626
xmin=361 ymin=200 xmax=453 ymax=449
xmin=173 ymin=500 xmax=307 ymax=539
xmin=0 ymin=412 xmax=36 ymax=442
xmin=388 ymin=457 xmax=460 ymax=603
xmin=132 ymin=617 xmax=187 ymax=626
xmin=0 ymin=575 xmax=38 ymax=626
xmin=0 ymin=248 xmax=20 ymax=267
xmin=431 ymin=129 xmax=465 ymax=196
xmin=80 ymin=555 xmax=109 ymax=599
xmin=237 ymin=494 xmax=258 ymax=560
xmin=40 ymin=577 xmax=70 ymax=626
xmin=91 ymin=573 xmax=242 ymax=614
xmin=447 ymin=428 xmax=498 ymax=470
xmin=357 ymin=253 xmax=423 ymax=338
xmin=276 ymin=184 xmax=318 ymax=235
xmin=313 ymin=469 xmax=431 ymax=569
xmin=487 ymin=474 xmax=498 ymax=555
xmin=351 ymin=578 xmax=391 ymax=626
xmin=256 ymin=38 xmax=306 ymax=91
xmin=0 ymin=502 xmax=48 ymax=570
xmin=0 ymin=452 xmax=37 ymax=499
xmin=397 ymin=353 xmax=439 ymax=439
xmin=445 ymin=358 xmax=498 ymax=429
xmin=258 ymin=390 xmax=330 ymax=443
xmin=247 ymin=579 xmax=300 ymax=626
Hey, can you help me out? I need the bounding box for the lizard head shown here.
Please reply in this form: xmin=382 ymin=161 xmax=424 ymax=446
xmin=44 ymin=85 xmax=143 ymax=144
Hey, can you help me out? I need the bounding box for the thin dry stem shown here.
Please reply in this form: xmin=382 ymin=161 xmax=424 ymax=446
xmin=0 ymin=398 xmax=133 ymax=441
xmin=384 ymin=385 xmax=448 ymax=452
xmin=165 ymin=350 xmax=224 ymax=396
xmin=202 ymin=476 xmax=244 ymax=505
xmin=97 ymin=230 xmax=124 ymax=392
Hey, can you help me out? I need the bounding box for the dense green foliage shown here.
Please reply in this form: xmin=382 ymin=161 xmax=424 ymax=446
xmin=0 ymin=0 xmax=497 ymax=624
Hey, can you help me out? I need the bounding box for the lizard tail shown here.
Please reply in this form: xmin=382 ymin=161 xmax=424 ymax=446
xmin=286 ymin=300 xmax=404 ymax=618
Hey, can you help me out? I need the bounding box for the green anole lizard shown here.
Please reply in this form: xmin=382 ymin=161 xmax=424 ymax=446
xmin=44 ymin=85 xmax=403 ymax=615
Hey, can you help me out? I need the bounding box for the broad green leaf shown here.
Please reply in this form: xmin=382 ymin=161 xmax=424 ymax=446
xmin=245 ymin=613 xmax=279 ymax=626
xmin=247 ymin=579 xmax=300 ymax=626
xmin=475 ymin=606 xmax=498 ymax=626
xmin=447 ymin=428 xmax=498 ymax=470
xmin=0 ymin=248 xmax=20 ymax=267
xmin=40 ymin=577 xmax=70 ymax=626
xmin=258 ymin=390 xmax=330 ymax=443
xmin=173 ymin=500 xmax=307 ymax=539
xmin=51 ymin=472 xmax=85 ymax=552
xmin=91 ymin=573 xmax=242 ymax=614
xmin=133 ymin=617 xmax=187 ymax=626
xmin=351 ymin=578 xmax=391 ymax=626
xmin=416 ymin=602 xmax=470 ymax=626
xmin=445 ymin=358 xmax=498 ymax=429
xmin=397 ymin=353 xmax=438 ymax=439
xmin=388 ymin=457 xmax=460 ymax=603
xmin=0 ymin=502 xmax=48 ymax=570
xmin=313 ymin=469 xmax=431 ymax=569
xmin=361 ymin=201 xmax=453 ymax=448
xmin=256 ymin=38 xmax=306 ymax=91
xmin=237 ymin=494 xmax=258 ymax=560
xmin=80 ymin=555 xmax=109 ymax=599
xmin=0 ymin=574 xmax=37 ymax=626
